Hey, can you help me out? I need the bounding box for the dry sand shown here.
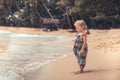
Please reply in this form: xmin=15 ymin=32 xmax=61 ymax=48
xmin=0 ymin=26 xmax=120 ymax=80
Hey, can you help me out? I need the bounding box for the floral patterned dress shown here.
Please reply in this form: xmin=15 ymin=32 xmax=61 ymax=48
xmin=73 ymin=34 xmax=88 ymax=68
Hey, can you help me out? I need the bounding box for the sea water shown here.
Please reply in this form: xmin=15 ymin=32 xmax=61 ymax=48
xmin=0 ymin=30 xmax=73 ymax=80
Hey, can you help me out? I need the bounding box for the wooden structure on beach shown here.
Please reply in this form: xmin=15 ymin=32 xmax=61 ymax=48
xmin=40 ymin=18 xmax=60 ymax=27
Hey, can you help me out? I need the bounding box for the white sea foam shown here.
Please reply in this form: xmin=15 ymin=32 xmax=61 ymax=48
xmin=10 ymin=33 xmax=74 ymax=43
xmin=10 ymin=33 xmax=58 ymax=38
xmin=0 ymin=71 xmax=24 ymax=80
xmin=10 ymin=33 xmax=40 ymax=37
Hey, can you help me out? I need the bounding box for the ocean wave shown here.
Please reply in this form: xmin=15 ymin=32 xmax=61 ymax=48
xmin=0 ymin=30 xmax=73 ymax=80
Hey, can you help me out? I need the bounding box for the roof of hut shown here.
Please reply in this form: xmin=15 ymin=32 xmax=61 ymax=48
xmin=41 ymin=18 xmax=60 ymax=24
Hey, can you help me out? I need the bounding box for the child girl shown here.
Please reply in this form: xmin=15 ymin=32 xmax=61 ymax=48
xmin=73 ymin=20 xmax=88 ymax=73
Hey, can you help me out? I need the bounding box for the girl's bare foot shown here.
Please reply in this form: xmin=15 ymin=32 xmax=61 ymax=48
xmin=80 ymin=68 xmax=83 ymax=73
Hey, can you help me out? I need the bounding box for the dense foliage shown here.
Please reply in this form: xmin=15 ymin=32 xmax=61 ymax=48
xmin=0 ymin=0 xmax=120 ymax=29
xmin=71 ymin=0 xmax=120 ymax=29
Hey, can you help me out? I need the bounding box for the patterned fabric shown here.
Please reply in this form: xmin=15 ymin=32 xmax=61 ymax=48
xmin=73 ymin=35 xmax=88 ymax=68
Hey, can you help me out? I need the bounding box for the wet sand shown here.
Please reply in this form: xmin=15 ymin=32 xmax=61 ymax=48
xmin=0 ymin=26 xmax=120 ymax=80
xmin=0 ymin=45 xmax=8 ymax=53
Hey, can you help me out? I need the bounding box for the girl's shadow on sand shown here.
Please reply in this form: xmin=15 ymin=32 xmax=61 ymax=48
xmin=72 ymin=68 xmax=120 ymax=75
xmin=72 ymin=70 xmax=93 ymax=74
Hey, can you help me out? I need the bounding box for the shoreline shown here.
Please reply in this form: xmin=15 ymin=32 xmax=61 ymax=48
xmin=0 ymin=26 xmax=75 ymax=46
xmin=24 ymin=52 xmax=120 ymax=80
xmin=0 ymin=26 xmax=120 ymax=80
xmin=23 ymin=28 xmax=120 ymax=80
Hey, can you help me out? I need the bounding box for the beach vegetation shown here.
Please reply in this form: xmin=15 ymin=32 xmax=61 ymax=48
xmin=0 ymin=0 xmax=119 ymax=29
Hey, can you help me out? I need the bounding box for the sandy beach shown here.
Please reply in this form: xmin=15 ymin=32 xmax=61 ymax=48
xmin=0 ymin=26 xmax=120 ymax=80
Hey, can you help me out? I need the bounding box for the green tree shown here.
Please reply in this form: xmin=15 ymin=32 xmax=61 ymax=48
xmin=71 ymin=0 xmax=120 ymax=29
xmin=55 ymin=0 xmax=75 ymax=28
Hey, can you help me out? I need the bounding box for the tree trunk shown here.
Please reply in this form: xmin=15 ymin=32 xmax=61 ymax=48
xmin=15 ymin=1 xmax=21 ymax=11
xmin=41 ymin=0 xmax=53 ymax=18
xmin=66 ymin=7 xmax=72 ymax=29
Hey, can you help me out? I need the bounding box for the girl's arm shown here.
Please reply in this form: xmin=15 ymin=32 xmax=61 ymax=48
xmin=82 ymin=34 xmax=87 ymax=49
xmin=80 ymin=34 xmax=87 ymax=54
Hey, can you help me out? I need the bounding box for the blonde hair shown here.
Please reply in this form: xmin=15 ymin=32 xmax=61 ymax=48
xmin=74 ymin=20 xmax=87 ymax=30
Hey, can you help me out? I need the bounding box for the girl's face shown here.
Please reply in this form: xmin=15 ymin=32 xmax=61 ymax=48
xmin=75 ymin=25 xmax=84 ymax=32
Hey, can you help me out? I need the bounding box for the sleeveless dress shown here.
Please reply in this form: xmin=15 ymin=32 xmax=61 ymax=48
xmin=73 ymin=34 xmax=88 ymax=68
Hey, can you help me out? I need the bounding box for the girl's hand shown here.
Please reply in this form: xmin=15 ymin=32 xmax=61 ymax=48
xmin=75 ymin=43 xmax=78 ymax=47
